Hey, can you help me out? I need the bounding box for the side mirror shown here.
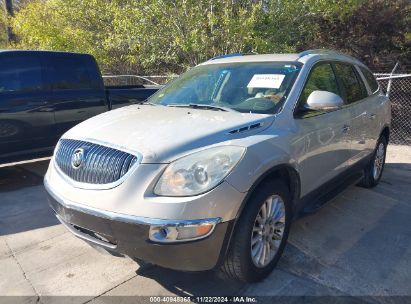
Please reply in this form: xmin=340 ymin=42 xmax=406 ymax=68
xmin=306 ymin=90 xmax=344 ymax=111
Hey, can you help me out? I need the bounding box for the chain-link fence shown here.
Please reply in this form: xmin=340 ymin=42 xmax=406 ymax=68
xmin=375 ymin=73 xmax=411 ymax=145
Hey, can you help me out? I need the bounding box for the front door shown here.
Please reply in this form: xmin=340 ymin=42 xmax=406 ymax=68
xmin=41 ymin=53 xmax=107 ymax=142
xmin=0 ymin=53 xmax=55 ymax=163
xmin=293 ymin=62 xmax=352 ymax=195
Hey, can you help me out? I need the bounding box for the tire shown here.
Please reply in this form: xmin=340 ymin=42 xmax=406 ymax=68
xmin=222 ymin=179 xmax=292 ymax=282
xmin=358 ymin=136 xmax=387 ymax=188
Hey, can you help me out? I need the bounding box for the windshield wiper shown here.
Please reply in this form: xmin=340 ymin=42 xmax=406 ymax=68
xmin=134 ymin=100 xmax=156 ymax=105
xmin=166 ymin=103 xmax=235 ymax=112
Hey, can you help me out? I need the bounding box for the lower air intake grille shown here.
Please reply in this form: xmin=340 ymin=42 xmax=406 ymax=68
xmin=55 ymin=139 xmax=139 ymax=185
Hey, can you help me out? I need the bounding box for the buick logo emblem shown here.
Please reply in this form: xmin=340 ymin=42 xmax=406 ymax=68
xmin=71 ymin=148 xmax=85 ymax=169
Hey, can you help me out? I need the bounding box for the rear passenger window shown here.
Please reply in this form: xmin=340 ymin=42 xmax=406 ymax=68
xmin=43 ymin=55 xmax=99 ymax=90
xmin=334 ymin=63 xmax=366 ymax=104
xmin=299 ymin=63 xmax=340 ymax=106
xmin=359 ymin=66 xmax=379 ymax=93
xmin=0 ymin=55 xmax=43 ymax=93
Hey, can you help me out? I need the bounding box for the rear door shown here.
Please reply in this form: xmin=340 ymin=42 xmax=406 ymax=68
xmin=333 ymin=62 xmax=371 ymax=162
xmin=294 ymin=62 xmax=352 ymax=194
xmin=357 ymin=66 xmax=384 ymax=149
xmin=0 ymin=52 xmax=55 ymax=162
xmin=41 ymin=53 xmax=107 ymax=140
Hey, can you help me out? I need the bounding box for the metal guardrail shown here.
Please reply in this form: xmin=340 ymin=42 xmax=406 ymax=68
xmin=376 ymin=74 xmax=411 ymax=80
xmin=103 ymin=75 xmax=160 ymax=85
xmin=102 ymin=75 xmax=178 ymax=86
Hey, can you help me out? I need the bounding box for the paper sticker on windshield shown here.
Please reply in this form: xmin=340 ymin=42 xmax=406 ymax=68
xmin=247 ymin=74 xmax=285 ymax=89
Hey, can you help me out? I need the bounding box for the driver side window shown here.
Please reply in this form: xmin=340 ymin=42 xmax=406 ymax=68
xmin=298 ymin=63 xmax=340 ymax=109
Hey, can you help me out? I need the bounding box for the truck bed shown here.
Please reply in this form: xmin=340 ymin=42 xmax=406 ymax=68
xmin=106 ymin=85 xmax=162 ymax=109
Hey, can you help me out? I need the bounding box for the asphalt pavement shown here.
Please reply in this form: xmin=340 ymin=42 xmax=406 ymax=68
xmin=1 ymin=145 xmax=410 ymax=303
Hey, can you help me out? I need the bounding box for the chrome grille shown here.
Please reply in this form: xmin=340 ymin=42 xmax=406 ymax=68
xmin=55 ymin=139 xmax=139 ymax=185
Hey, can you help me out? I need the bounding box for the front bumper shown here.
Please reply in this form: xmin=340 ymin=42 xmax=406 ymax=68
xmin=46 ymin=186 xmax=234 ymax=272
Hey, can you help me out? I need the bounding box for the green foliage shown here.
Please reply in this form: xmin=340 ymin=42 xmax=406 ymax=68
xmin=11 ymin=0 xmax=121 ymax=71
xmin=253 ymin=0 xmax=365 ymax=53
xmin=10 ymin=0 xmax=411 ymax=74
xmin=11 ymin=0 xmax=263 ymax=73
xmin=116 ymin=1 xmax=262 ymax=71
xmin=306 ymin=0 xmax=411 ymax=70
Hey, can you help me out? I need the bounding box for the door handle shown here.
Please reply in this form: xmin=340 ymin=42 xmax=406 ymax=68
xmin=342 ymin=124 xmax=350 ymax=133
xmin=369 ymin=114 xmax=376 ymax=120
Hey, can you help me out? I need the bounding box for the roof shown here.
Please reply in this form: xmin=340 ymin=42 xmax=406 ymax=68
xmin=0 ymin=49 xmax=89 ymax=56
xmin=201 ymin=53 xmax=300 ymax=65
xmin=201 ymin=49 xmax=365 ymax=67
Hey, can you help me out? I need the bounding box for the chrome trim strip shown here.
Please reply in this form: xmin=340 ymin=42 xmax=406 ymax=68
xmin=75 ymin=137 xmax=142 ymax=158
xmin=44 ymin=177 xmax=222 ymax=227
xmin=0 ymin=156 xmax=52 ymax=168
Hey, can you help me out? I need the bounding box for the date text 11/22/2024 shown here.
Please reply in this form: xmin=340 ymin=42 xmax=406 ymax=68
xmin=149 ymin=296 xmax=257 ymax=303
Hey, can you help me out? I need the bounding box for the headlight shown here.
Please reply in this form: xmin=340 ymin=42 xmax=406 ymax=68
xmin=154 ymin=146 xmax=246 ymax=196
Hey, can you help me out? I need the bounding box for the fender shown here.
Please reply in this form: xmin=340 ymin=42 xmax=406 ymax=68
xmin=216 ymin=163 xmax=301 ymax=268
xmin=225 ymin=138 xmax=298 ymax=193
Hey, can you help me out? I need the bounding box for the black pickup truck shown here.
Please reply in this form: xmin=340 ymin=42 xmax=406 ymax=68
xmin=0 ymin=50 xmax=161 ymax=165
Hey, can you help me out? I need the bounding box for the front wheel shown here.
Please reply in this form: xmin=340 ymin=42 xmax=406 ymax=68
xmin=358 ymin=136 xmax=387 ymax=188
xmin=222 ymin=179 xmax=292 ymax=282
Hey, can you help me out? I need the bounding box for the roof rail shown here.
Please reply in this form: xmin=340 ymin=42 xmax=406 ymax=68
xmin=209 ymin=53 xmax=243 ymax=61
xmin=298 ymin=49 xmax=357 ymax=61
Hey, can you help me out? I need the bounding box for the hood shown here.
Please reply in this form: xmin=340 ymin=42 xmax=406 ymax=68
xmin=62 ymin=105 xmax=274 ymax=163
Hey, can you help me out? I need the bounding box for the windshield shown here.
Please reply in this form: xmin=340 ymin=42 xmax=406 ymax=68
xmin=148 ymin=62 xmax=301 ymax=114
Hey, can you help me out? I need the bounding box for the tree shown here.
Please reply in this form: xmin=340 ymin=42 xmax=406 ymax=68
xmin=5 ymin=0 xmax=16 ymax=43
xmin=115 ymin=0 xmax=262 ymax=72
xmin=306 ymin=0 xmax=411 ymax=70
xmin=252 ymin=0 xmax=365 ymax=53
xmin=0 ymin=0 xmax=8 ymax=47
xmin=10 ymin=0 xmax=411 ymax=74
xmin=11 ymin=0 xmax=263 ymax=74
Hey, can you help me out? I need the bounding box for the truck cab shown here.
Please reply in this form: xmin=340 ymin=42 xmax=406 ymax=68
xmin=0 ymin=50 xmax=160 ymax=165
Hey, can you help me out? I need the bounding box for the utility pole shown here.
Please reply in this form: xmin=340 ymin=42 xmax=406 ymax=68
xmin=5 ymin=0 xmax=15 ymax=43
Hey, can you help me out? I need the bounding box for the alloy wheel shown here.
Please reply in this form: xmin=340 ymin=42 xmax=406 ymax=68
xmin=250 ymin=195 xmax=286 ymax=268
xmin=373 ymin=142 xmax=385 ymax=180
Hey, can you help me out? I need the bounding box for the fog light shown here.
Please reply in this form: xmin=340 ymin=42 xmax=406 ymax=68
xmin=175 ymin=224 xmax=213 ymax=240
xmin=148 ymin=218 xmax=221 ymax=243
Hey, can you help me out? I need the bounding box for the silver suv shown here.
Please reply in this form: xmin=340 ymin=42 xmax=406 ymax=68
xmin=44 ymin=50 xmax=390 ymax=282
